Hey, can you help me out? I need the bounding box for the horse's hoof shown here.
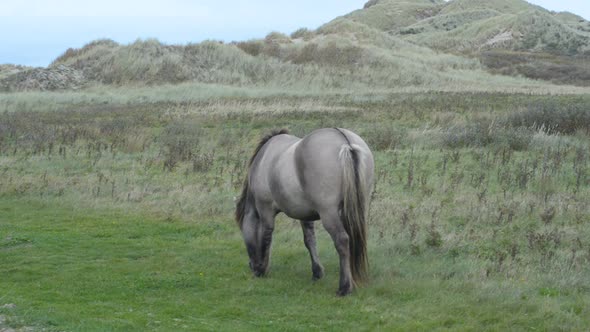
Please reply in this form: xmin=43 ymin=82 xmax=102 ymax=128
xmin=312 ymin=265 xmax=324 ymax=281
xmin=336 ymin=288 xmax=352 ymax=296
xmin=253 ymin=270 xmax=266 ymax=278
xmin=336 ymin=282 xmax=353 ymax=296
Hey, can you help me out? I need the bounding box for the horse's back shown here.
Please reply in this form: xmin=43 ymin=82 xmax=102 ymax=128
xmin=296 ymin=128 xmax=374 ymax=210
xmin=249 ymin=128 xmax=373 ymax=219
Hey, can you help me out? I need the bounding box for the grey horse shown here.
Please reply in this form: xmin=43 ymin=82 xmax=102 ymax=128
xmin=236 ymin=128 xmax=374 ymax=296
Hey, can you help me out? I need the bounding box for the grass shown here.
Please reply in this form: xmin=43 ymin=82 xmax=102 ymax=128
xmin=1 ymin=197 xmax=588 ymax=331
xmin=1 ymin=89 xmax=590 ymax=330
xmin=481 ymin=50 xmax=590 ymax=86
xmin=1 ymin=81 xmax=590 ymax=118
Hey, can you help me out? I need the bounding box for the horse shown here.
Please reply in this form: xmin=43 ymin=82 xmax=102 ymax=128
xmin=235 ymin=128 xmax=374 ymax=296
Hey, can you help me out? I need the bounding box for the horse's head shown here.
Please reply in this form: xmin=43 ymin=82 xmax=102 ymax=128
xmin=240 ymin=207 xmax=269 ymax=277
xmin=236 ymin=188 xmax=269 ymax=277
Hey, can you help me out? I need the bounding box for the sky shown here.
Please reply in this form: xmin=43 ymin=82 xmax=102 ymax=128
xmin=1 ymin=0 xmax=589 ymax=67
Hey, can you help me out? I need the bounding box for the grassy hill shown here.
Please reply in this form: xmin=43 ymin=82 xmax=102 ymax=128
xmin=1 ymin=0 xmax=590 ymax=91
xmin=1 ymin=36 xmax=480 ymax=91
xmin=350 ymin=0 xmax=590 ymax=55
xmin=7 ymin=32 xmax=526 ymax=92
xmin=343 ymin=0 xmax=445 ymax=32
xmin=359 ymin=0 xmax=590 ymax=85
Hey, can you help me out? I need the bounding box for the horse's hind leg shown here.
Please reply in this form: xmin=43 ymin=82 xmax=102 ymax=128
xmin=300 ymin=220 xmax=324 ymax=281
xmin=319 ymin=209 xmax=353 ymax=296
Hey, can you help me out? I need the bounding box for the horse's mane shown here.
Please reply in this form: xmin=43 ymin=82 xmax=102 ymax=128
xmin=235 ymin=129 xmax=289 ymax=228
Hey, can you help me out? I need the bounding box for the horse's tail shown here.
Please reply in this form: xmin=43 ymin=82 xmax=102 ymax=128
xmin=339 ymin=142 xmax=369 ymax=286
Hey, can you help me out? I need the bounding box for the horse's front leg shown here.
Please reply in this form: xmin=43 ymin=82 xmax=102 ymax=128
xmin=256 ymin=205 xmax=276 ymax=277
xmin=320 ymin=209 xmax=353 ymax=296
xmin=301 ymin=220 xmax=325 ymax=280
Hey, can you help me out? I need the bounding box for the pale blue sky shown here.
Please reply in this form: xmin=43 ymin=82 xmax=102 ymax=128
xmin=1 ymin=0 xmax=588 ymax=67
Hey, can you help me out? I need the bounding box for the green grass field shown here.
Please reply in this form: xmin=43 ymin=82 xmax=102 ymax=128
xmin=1 ymin=88 xmax=589 ymax=331
xmin=2 ymin=197 xmax=588 ymax=331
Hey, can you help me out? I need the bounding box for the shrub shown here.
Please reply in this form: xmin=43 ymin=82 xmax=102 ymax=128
xmin=236 ymin=40 xmax=265 ymax=57
xmin=161 ymin=121 xmax=204 ymax=171
xmin=289 ymin=43 xmax=318 ymax=64
xmin=315 ymin=42 xmax=364 ymax=66
xmin=425 ymin=228 xmax=442 ymax=248
xmin=287 ymin=40 xmax=366 ymax=67
xmin=52 ymin=39 xmax=119 ymax=66
xmin=441 ymin=120 xmax=534 ymax=150
xmin=363 ymin=124 xmax=407 ymax=150
xmin=290 ymin=28 xmax=314 ymax=40
xmin=265 ymin=32 xmax=291 ymax=44
xmin=481 ymin=51 xmax=590 ymax=86
xmin=364 ymin=0 xmax=380 ymax=9
xmin=442 ymin=120 xmax=493 ymax=149
xmin=505 ymin=99 xmax=590 ymax=135
xmin=493 ymin=127 xmax=534 ymax=151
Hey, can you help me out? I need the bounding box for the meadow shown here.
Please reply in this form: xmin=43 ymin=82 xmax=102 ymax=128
xmin=1 ymin=85 xmax=589 ymax=330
